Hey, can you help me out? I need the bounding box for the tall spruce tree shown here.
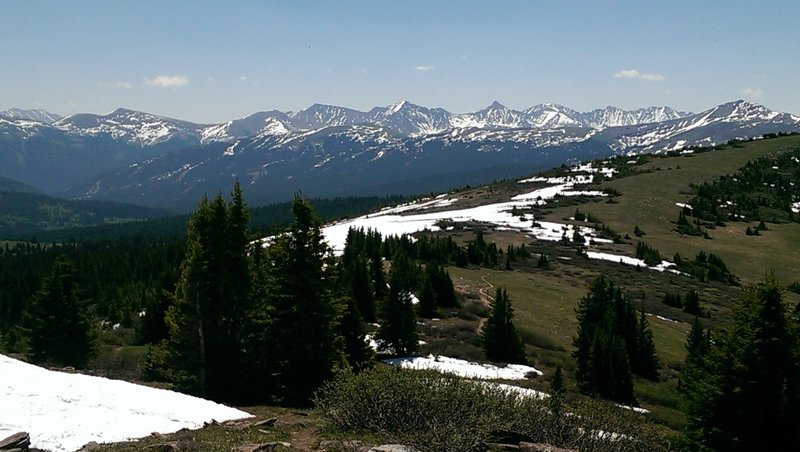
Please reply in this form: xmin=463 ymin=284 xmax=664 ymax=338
xmin=633 ymin=307 xmax=660 ymax=379
xmin=262 ymin=197 xmax=344 ymax=405
xmin=481 ymin=287 xmax=527 ymax=364
xmin=683 ymin=289 xmax=702 ymax=316
xmin=165 ymin=185 xmax=251 ymax=401
xmin=572 ymin=276 xmax=640 ymax=403
xmin=417 ymin=271 xmax=438 ymax=318
xmin=427 ymin=263 xmax=458 ymax=308
xmin=349 ymin=256 xmax=377 ymax=323
xmin=335 ymin=294 xmax=373 ymax=372
xmin=679 ymin=317 xmax=715 ymax=448
xmin=376 ymin=248 xmax=418 ymax=356
xmin=684 ymin=277 xmax=800 ymax=450
xmin=24 ymin=257 xmax=95 ymax=368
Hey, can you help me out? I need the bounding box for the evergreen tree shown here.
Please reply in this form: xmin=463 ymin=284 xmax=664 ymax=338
xmin=572 ymin=277 xmax=644 ymax=403
xmin=536 ymin=253 xmax=549 ymax=269
xmin=261 ymin=197 xmax=344 ymax=405
xmin=633 ymin=307 xmax=660 ymax=379
xmin=683 ymin=289 xmax=702 ymax=316
xmin=335 ymin=294 xmax=373 ymax=372
xmin=350 ymin=256 xmax=377 ymax=323
xmin=417 ymin=271 xmax=438 ymax=318
xmin=426 ymin=263 xmax=458 ymax=309
xmin=164 ymin=186 xmax=251 ymax=401
xmin=684 ymin=277 xmax=800 ymax=450
xmin=481 ymin=287 xmax=527 ymax=364
xmin=376 ymin=249 xmax=418 ymax=356
xmin=678 ymin=317 xmax=710 ymax=392
xmin=24 ymin=257 xmax=95 ymax=368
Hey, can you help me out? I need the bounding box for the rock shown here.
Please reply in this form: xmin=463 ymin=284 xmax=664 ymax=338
xmin=368 ymin=446 xmax=414 ymax=452
xmin=485 ymin=443 xmax=520 ymax=450
xmin=76 ymin=442 xmax=100 ymax=451
xmin=231 ymin=443 xmax=277 ymax=452
xmin=252 ymin=417 xmax=278 ymax=428
xmin=518 ymin=443 xmax=576 ymax=452
xmin=0 ymin=432 xmax=30 ymax=450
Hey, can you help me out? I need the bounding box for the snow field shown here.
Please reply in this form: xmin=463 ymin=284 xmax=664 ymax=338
xmin=384 ymin=354 xmax=543 ymax=380
xmin=0 ymin=354 xmax=250 ymax=452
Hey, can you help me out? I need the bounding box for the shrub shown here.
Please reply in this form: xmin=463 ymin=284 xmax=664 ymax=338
xmin=314 ymin=366 xmax=670 ymax=451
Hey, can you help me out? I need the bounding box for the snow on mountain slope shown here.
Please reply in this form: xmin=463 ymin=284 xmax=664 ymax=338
xmin=200 ymin=110 xmax=295 ymax=143
xmin=451 ymin=101 xmax=533 ymax=129
xmin=0 ymin=116 xmax=55 ymax=139
xmin=367 ymin=100 xmax=452 ymax=136
xmin=290 ymin=103 xmax=370 ymax=130
xmin=0 ymin=353 xmax=250 ymax=452
xmin=0 ymin=108 xmax=62 ymax=124
xmin=53 ymin=108 xmax=206 ymax=146
xmin=601 ymin=100 xmax=800 ymax=152
xmin=523 ymin=103 xmax=586 ymax=129
xmin=582 ymin=106 xmax=688 ymax=129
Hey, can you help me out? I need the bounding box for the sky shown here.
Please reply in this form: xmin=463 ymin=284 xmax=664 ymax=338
xmin=2 ymin=0 xmax=798 ymax=123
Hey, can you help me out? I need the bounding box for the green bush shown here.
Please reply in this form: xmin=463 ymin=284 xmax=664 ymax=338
xmin=314 ymin=366 xmax=671 ymax=451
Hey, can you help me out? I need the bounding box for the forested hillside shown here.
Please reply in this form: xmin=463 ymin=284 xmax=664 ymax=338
xmin=3 ymin=135 xmax=800 ymax=451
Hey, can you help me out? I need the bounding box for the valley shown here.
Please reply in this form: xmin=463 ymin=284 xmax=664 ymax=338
xmin=2 ymin=100 xmax=799 ymax=212
xmin=3 ymin=134 xmax=800 ymax=450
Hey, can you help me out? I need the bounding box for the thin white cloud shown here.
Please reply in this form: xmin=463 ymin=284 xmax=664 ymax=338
xmin=99 ymin=81 xmax=132 ymax=89
xmin=742 ymin=87 xmax=764 ymax=100
xmin=239 ymin=75 xmax=248 ymax=82
xmin=414 ymin=65 xmax=435 ymax=72
xmin=146 ymin=75 xmax=189 ymax=88
xmin=613 ymin=69 xmax=665 ymax=82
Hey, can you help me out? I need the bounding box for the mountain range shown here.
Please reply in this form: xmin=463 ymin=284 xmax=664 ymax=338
xmin=2 ymin=100 xmax=799 ymax=211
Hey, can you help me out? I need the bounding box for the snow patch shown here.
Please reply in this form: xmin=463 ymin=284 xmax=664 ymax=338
xmin=0 ymin=354 xmax=250 ymax=452
xmin=384 ymin=354 xmax=543 ymax=380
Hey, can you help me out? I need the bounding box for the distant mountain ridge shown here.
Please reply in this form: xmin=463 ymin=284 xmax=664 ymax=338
xmin=196 ymin=101 xmax=691 ymax=142
xmin=0 ymin=108 xmax=62 ymax=124
xmin=2 ymin=100 xmax=799 ymax=211
xmin=2 ymin=101 xmax=693 ymax=147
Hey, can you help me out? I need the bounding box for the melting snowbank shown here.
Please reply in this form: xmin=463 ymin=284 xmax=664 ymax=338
xmin=0 ymin=354 xmax=250 ymax=452
xmin=384 ymin=354 xmax=543 ymax=380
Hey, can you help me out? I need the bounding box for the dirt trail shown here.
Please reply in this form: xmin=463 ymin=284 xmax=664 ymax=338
xmin=476 ymin=272 xmax=495 ymax=333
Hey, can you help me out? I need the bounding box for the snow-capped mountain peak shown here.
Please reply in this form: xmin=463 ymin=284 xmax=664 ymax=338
xmin=451 ymin=101 xmax=531 ymax=129
xmin=523 ymin=103 xmax=585 ymax=129
xmin=0 ymin=108 xmax=62 ymax=124
xmin=386 ymin=99 xmax=409 ymax=115
xmin=582 ymin=105 xmax=690 ymax=129
xmin=369 ymin=101 xmax=451 ymax=136
xmin=290 ymin=103 xmax=368 ymax=129
xmin=53 ymin=108 xmax=205 ymax=146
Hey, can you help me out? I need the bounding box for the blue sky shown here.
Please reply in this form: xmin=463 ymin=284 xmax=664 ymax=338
xmin=2 ymin=0 xmax=798 ymax=123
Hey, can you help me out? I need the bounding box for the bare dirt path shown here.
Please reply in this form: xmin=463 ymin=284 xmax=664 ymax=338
xmin=476 ymin=272 xmax=495 ymax=333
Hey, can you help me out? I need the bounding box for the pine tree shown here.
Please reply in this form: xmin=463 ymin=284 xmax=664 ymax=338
xmin=25 ymin=257 xmax=95 ymax=368
xmin=481 ymin=287 xmax=527 ymax=364
xmin=261 ymin=197 xmax=344 ymax=405
xmin=678 ymin=317 xmax=710 ymax=392
xmin=536 ymin=253 xmax=549 ymax=269
xmin=350 ymin=256 xmax=377 ymax=323
xmin=683 ymin=290 xmax=702 ymax=316
xmin=335 ymin=294 xmax=373 ymax=372
xmin=376 ymin=249 xmax=418 ymax=356
xmin=633 ymin=307 xmax=659 ymax=380
xmin=417 ymin=271 xmax=438 ymax=318
xmin=684 ymin=277 xmax=800 ymax=450
xmin=164 ymin=186 xmax=251 ymax=401
xmin=572 ymin=277 xmax=643 ymax=403
xmin=427 ymin=263 xmax=458 ymax=308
